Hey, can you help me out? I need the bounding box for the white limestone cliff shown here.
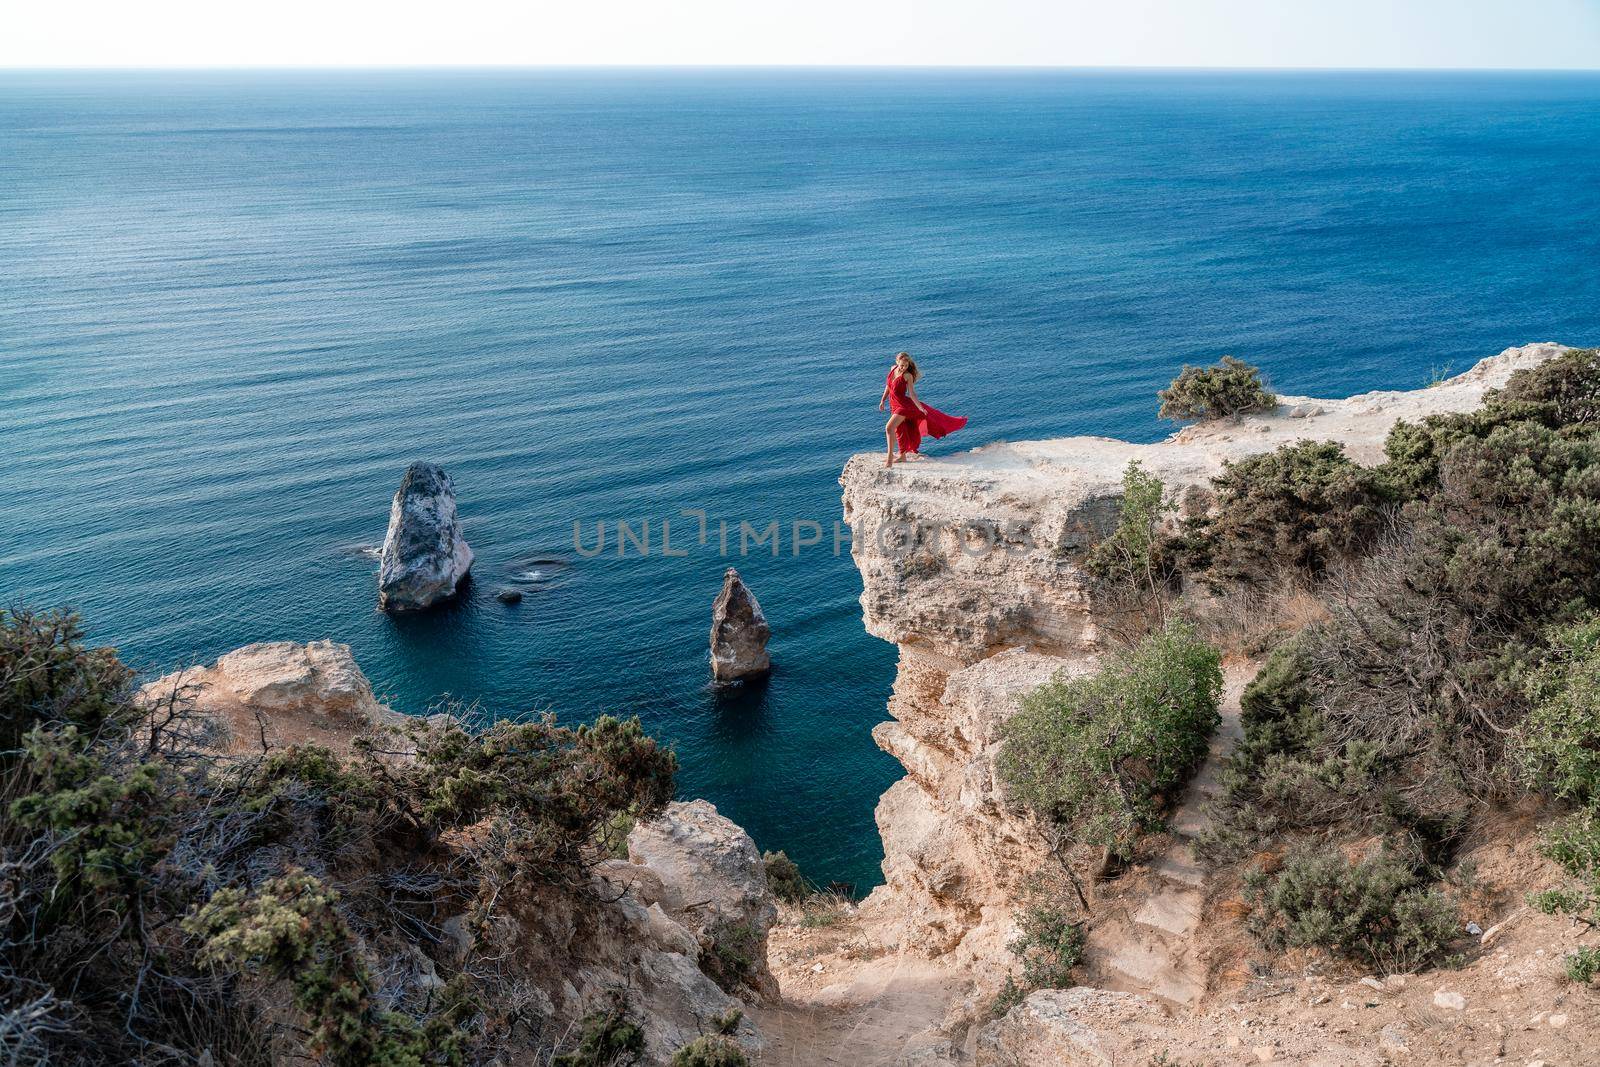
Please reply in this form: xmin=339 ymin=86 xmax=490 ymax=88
xmin=838 ymin=342 xmax=1570 ymax=981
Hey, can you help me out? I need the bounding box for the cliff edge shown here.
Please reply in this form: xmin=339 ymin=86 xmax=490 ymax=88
xmin=777 ymin=342 xmax=1594 ymax=1065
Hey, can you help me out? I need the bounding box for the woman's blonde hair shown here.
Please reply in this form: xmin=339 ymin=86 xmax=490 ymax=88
xmin=895 ymin=351 xmax=919 ymax=381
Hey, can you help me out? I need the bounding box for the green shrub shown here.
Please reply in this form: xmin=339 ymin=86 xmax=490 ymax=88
xmin=553 ymin=1001 xmax=644 ymax=1067
xmin=699 ymin=921 xmax=762 ymax=995
xmin=763 ymin=849 xmax=808 ymax=903
xmin=1202 ymin=441 xmax=1394 ymax=582
xmin=1530 ymin=808 xmax=1600 ymax=929
xmin=1245 ymin=847 xmax=1459 ymax=974
xmin=998 ymin=622 xmax=1221 ymax=860
xmin=1492 ymin=346 xmax=1600 ymax=428
xmin=670 ymin=1035 xmax=749 ymax=1067
xmin=1203 ymin=351 xmax=1600 ymax=857
xmin=187 ymin=869 xmax=478 ymax=1067
xmin=0 ymin=605 xmax=681 ymax=1066
xmin=1381 ymin=346 xmax=1600 ymax=495
xmin=1237 ymin=638 xmax=1322 ymax=763
xmin=0 ymin=607 xmax=136 ymax=755
xmin=1521 ymin=614 xmax=1600 ymax=805
xmin=1084 ymin=461 xmax=1180 ymax=638
xmin=1522 ymin=621 xmax=1600 ymax=927
xmin=1199 ymin=349 xmax=1600 ymax=961
xmin=1158 ymin=356 xmax=1277 ymax=421
xmin=1415 ymin=421 xmax=1600 ymax=631
xmin=1200 ymin=638 xmax=1353 ymax=860
xmin=11 ymin=725 xmax=168 ymax=895
xmin=1085 ymin=460 xmax=1175 ymax=590
xmin=602 ymin=809 xmax=638 ymax=858
xmin=996 ymin=899 xmax=1086 ymax=1015
xmin=1563 ymin=946 xmax=1600 ymax=984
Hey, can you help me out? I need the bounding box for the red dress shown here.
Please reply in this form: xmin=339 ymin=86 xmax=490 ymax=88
xmin=887 ymin=369 xmax=967 ymax=454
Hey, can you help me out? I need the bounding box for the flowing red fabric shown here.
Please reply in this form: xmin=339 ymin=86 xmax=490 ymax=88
xmin=896 ymin=404 xmax=967 ymax=454
xmin=887 ymin=369 xmax=967 ymax=454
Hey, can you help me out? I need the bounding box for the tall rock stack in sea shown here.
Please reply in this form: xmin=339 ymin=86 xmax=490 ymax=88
xmin=709 ymin=567 xmax=771 ymax=682
xmin=377 ymin=462 xmax=474 ymax=611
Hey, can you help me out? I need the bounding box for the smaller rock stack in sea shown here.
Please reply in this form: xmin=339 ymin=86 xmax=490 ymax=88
xmin=377 ymin=462 xmax=474 ymax=611
xmin=709 ymin=567 xmax=771 ymax=682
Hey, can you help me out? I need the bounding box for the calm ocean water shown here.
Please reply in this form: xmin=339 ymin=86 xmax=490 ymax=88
xmin=3 ymin=69 xmax=1598 ymax=889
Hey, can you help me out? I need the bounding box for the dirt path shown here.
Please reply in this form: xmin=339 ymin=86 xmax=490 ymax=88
xmin=755 ymin=954 xmax=966 ymax=1065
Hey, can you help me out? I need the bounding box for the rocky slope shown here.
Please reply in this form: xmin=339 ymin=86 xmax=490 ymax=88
xmin=838 ymin=342 xmax=1568 ymax=978
xmin=814 ymin=343 xmax=1600 ymax=1062
xmin=145 ymin=642 xmax=775 ymax=1064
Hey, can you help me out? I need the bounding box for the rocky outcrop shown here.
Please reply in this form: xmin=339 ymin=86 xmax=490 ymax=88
xmin=839 ymin=343 xmax=1569 ymax=979
xmin=709 ymin=568 xmax=771 ymax=682
xmin=377 ymin=462 xmax=474 ymax=611
xmin=566 ymin=861 xmax=768 ymax=1062
xmin=863 ymin=647 xmax=1082 ymax=969
xmin=514 ymin=799 xmax=779 ymax=1061
xmin=140 ymin=639 xmax=403 ymax=754
xmin=842 ymin=342 xmax=1568 ymax=663
xmin=147 ymin=641 xmax=772 ymax=1065
xmin=628 ymin=799 xmax=781 ymax=1001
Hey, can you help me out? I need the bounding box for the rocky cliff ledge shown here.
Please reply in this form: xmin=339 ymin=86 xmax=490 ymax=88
xmin=837 ymin=342 xmax=1569 ymax=976
xmin=144 ymin=642 xmax=771 ymax=1064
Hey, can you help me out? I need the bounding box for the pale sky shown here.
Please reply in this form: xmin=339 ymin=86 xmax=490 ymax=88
xmin=6 ymin=0 xmax=1600 ymax=70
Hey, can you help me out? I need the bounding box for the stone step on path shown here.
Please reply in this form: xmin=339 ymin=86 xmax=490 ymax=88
xmin=1152 ymin=846 xmax=1204 ymax=889
xmin=1104 ymin=936 xmax=1208 ymax=1007
xmin=1100 ymin=664 xmax=1255 ymax=1011
xmin=1133 ymin=886 xmax=1203 ymax=937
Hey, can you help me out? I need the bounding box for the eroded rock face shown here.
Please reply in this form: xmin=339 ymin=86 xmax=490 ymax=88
xmin=628 ymin=799 xmax=780 ymax=1001
xmin=572 ymin=861 xmax=769 ymax=1063
xmin=709 ymin=568 xmax=771 ymax=681
xmin=378 ymin=462 xmax=474 ymax=611
xmin=862 ymin=647 xmax=1083 ymax=968
xmin=140 ymin=639 xmax=401 ymax=753
xmin=838 ymin=343 xmax=1568 ymax=977
xmin=209 ymin=640 xmax=385 ymax=722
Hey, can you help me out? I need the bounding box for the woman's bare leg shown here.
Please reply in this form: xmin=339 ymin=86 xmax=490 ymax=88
xmin=885 ymin=415 xmax=905 ymax=467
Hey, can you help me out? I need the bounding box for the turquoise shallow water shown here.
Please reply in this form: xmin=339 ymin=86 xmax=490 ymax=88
xmin=3 ymin=68 xmax=1598 ymax=889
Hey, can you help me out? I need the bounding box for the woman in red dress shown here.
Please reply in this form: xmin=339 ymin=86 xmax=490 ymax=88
xmin=878 ymin=351 xmax=967 ymax=467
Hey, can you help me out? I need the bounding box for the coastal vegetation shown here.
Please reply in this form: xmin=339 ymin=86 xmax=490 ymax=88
xmin=1520 ymin=612 xmax=1600 ymax=983
xmin=1083 ymin=459 xmax=1178 ymax=635
xmin=0 ymin=607 xmax=689 ymax=1065
xmin=992 ymin=886 xmax=1088 ymax=1016
xmin=1181 ymin=347 xmax=1600 ymax=975
xmin=1242 ymin=847 xmax=1460 ymax=974
xmin=1194 ymin=439 xmax=1393 ymax=583
xmin=1157 ymin=355 xmax=1277 ymax=421
xmin=997 ymin=622 xmax=1222 ymax=866
xmin=1021 ymin=348 xmax=1600 ymax=981
xmin=761 ymin=849 xmax=809 ymax=903
xmin=663 ymin=1011 xmax=748 ymax=1067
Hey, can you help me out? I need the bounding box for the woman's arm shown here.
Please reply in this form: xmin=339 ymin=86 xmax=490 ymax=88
xmin=879 ymin=380 xmax=892 ymax=411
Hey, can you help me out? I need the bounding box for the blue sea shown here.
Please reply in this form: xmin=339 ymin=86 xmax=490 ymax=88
xmin=3 ymin=68 xmax=1598 ymax=890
